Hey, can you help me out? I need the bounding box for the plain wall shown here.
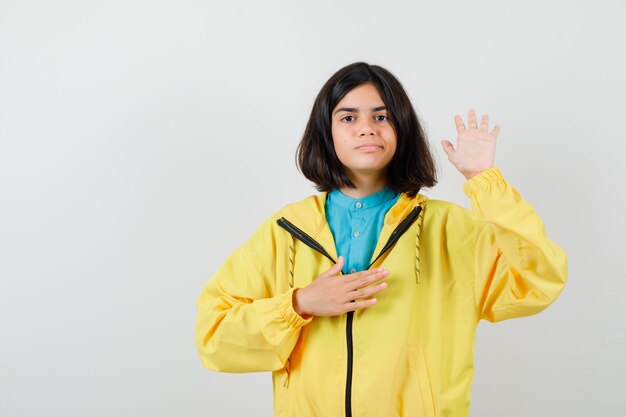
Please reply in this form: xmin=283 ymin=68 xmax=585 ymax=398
xmin=1 ymin=0 xmax=625 ymax=416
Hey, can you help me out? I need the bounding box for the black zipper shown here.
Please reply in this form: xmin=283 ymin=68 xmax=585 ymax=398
xmin=367 ymin=206 xmax=422 ymax=268
xmin=345 ymin=311 xmax=354 ymax=417
xmin=276 ymin=205 xmax=423 ymax=417
xmin=276 ymin=218 xmax=336 ymax=263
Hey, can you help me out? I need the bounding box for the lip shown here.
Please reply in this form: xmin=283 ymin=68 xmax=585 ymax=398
xmin=355 ymin=144 xmax=383 ymax=152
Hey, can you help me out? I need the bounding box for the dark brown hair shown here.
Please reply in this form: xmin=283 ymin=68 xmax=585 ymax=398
xmin=296 ymin=62 xmax=437 ymax=197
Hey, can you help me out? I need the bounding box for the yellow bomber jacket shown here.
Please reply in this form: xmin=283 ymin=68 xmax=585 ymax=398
xmin=195 ymin=166 xmax=568 ymax=417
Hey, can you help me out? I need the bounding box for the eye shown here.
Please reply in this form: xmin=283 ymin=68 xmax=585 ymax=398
xmin=341 ymin=115 xmax=356 ymax=122
xmin=375 ymin=115 xmax=389 ymax=121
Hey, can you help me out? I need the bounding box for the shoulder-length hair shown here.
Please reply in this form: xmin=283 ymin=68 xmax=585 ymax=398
xmin=296 ymin=62 xmax=437 ymax=197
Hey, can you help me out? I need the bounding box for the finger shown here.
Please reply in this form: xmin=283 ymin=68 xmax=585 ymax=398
xmin=345 ymin=267 xmax=386 ymax=283
xmin=344 ymin=298 xmax=378 ymax=313
xmin=345 ymin=268 xmax=389 ymax=290
xmin=346 ymin=281 xmax=387 ymax=302
xmin=490 ymin=124 xmax=501 ymax=138
xmin=322 ymin=255 xmax=344 ymax=278
xmin=441 ymin=140 xmax=454 ymax=159
xmin=468 ymin=108 xmax=477 ymax=130
xmin=454 ymin=114 xmax=466 ymax=134
xmin=479 ymin=114 xmax=489 ymax=132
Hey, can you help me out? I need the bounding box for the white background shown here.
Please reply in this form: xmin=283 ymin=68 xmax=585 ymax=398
xmin=1 ymin=0 xmax=625 ymax=416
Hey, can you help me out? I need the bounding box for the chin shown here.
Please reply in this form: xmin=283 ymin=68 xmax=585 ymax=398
xmin=348 ymin=164 xmax=389 ymax=176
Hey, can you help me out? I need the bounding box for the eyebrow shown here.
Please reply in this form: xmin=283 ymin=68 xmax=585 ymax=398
xmin=333 ymin=105 xmax=387 ymax=115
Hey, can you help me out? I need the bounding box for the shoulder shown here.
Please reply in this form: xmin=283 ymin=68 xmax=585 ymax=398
xmin=271 ymin=192 xmax=328 ymax=235
xmin=423 ymin=198 xmax=469 ymax=215
xmin=245 ymin=192 xmax=327 ymax=241
xmin=420 ymin=195 xmax=477 ymax=232
xmin=277 ymin=193 xmax=326 ymax=217
xmin=252 ymin=193 xmax=325 ymax=225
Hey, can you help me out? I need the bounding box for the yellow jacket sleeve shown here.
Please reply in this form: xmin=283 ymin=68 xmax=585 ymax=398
xmin=463 ymin=166 xmax=568 ymax=323
xmin=195 ymin=216 xmax=313 ymax=373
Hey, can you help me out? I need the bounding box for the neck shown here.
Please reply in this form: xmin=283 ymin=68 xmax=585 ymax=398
xmin=339 ymin=171 xmax=388 ymax=199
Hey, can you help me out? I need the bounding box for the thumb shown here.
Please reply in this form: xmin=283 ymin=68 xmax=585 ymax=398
xmin=325 ymin=255 xmax=344 ymax=276
xmin=441 ymin=140 xmax=454 ymax=159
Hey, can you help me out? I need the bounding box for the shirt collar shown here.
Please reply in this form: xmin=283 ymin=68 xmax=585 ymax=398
xmin=327 ymin=186 xmax=398 ymax=210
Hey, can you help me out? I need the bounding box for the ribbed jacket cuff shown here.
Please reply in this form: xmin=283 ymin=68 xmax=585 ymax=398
xmin=278 ymin=287 xmax=314 ymax=328
xmin=462 ymin=166 xmax=505 ymax=196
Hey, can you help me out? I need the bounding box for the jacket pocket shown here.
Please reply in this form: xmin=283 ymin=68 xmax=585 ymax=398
xmin=274 ymin=359 xmax=291 ymax=417
xmin=283 ymin=358 xmax=291 ymax=388
xmin=407 ymin=344 xmax=436 ymax=417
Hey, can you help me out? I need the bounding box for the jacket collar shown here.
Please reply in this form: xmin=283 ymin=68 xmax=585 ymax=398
xmin=279 ymin=192 xmax=429 ymax=263
xmin=327 ymin=186 xmax=399 ymax=210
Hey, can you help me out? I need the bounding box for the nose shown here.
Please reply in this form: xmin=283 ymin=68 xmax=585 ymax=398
xmin=358 ymin=119 xmax=375 ymax=136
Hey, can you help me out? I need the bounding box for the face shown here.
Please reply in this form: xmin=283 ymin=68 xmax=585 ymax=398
xmin=331 ymin=82 xmax=397 ymax=181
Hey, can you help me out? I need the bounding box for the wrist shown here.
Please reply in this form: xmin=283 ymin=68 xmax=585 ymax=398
xmin=292 ymin=288 xmax=312 ymax=319
xmin=462 ymin=166 xmax=492 ymax=181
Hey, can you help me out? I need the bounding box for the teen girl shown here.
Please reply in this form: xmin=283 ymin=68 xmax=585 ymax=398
xmin=195 ymin=62 xmax=568 ymax=417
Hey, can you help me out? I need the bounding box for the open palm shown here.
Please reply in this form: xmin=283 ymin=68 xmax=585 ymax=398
xmin=441 ymin=108 xmax=500 ymax=180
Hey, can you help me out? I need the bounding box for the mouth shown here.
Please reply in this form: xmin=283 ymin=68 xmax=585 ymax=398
xmin=355 ymin=144 xmax=383 ymax=152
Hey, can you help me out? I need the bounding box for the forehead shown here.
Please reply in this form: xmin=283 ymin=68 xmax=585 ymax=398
xmin=334 ymin=83 xmax=385 ymax=108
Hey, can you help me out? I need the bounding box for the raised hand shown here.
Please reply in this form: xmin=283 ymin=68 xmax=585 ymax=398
xmin=292 ymin=256 xmax=389 ymax=318
xmin=441 ymin=108 xmax=501 ymax=180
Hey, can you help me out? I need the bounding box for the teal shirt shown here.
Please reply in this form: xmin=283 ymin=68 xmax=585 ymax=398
xmin=325 ymin=187 xmax=400 ymax=275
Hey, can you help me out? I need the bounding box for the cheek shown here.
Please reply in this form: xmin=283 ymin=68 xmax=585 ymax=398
xmin=386 ymin=133 xmax=398 ymax=155
xmin=331 ymin=138 xmax=344 ymax=162
xmin=330 ymin=127 xmax=340 ymax=149
xmin=333 ymin=141 xmax=350 ymax=162
xmin=331 ymin=129 xmax=348 ymax=152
